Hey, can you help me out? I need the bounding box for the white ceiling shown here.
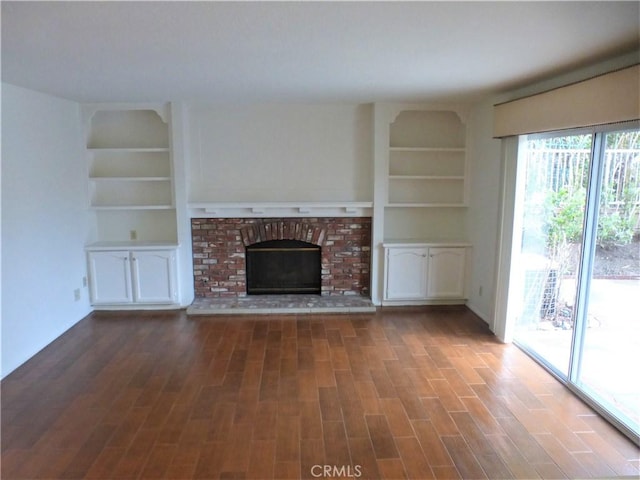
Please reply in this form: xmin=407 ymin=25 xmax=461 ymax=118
xmin=2 ymin=1 xmax=639 ymax=104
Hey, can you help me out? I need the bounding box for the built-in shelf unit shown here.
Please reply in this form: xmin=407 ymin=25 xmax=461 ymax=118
xmin=83 ymin=104 xmax=180 ymax=309
xmin=84 ymin=105 xmax=178 ymax=244
xmin=384 ymin=108 xmax=468 ymax=242
xmin=371 ymin=104 xmax=471 ymax=305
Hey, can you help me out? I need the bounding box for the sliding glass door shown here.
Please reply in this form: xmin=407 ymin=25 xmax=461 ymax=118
xmin=510 ymin=126 xmax=640 ymax=440
xmin=512 ymin=132 xmax=593 ymax=376
xmin=573 ymin=129 xmax=640 ymax=434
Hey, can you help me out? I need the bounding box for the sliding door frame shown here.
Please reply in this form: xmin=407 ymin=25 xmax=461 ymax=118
xmin=568 ymin=130 xmax=604 ymax=384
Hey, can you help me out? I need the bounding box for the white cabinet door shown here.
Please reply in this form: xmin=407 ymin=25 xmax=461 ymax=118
xmin=131 ymin=250 xmax=177 ymax=304
xmin=88 ymin=251 xmax=133 ymax=304
xmin=427 ymin=247 xmax=466 ymax=299
xmin=384 ymin=247 xmax=428 ymax=300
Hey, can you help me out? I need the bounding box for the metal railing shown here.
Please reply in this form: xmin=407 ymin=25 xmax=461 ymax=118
xmin=525 ymin=148 xmax=640 ymax=229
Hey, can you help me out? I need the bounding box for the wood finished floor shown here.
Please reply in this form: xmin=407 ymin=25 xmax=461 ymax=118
xmin=2 ymin=307 xmax=639 ymax=479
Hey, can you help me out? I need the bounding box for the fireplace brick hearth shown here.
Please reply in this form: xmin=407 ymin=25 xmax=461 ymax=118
xmin=191 ymin=217 xmax=371 ymax=298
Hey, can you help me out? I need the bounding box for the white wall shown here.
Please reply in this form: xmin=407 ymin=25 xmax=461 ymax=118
xmin=1 ymin=83 xmax=92 ymax=378
xmin=187 ymin=103 xmax=373 ymax=202
xmin=465 ymin=100 xmax=502 ymax=327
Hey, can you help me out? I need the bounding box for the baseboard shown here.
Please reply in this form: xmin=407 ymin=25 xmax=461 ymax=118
xmin=91 ymin=304 xmax=183 ymax=311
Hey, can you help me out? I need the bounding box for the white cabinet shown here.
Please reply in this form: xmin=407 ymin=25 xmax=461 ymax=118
xmin=88 ymin=247 xmax=178 ymax=306
xmin=130 ymin=251 xmax=178 ymax=304
xmin=384 ymin=247 xmax=428 ymax=300
xmin=383 ymin=244 xmax=469 ymax=305
xmin=427 ymin=247 xmax=467 ymax=299
xmin=88 ymin=251 xmax=133 ymax=304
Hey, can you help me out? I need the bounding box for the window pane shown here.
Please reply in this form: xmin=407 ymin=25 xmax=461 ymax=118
xmin=577 ymin=129 xmax=640 ymax=433
xmin=513 ymin=133 xmax=592 ymax=376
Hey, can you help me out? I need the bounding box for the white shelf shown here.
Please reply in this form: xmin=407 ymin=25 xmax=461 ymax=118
xmin=389 ymin=147 xmax=465 ymax=152
xmin=382 ymin=239 xmax=471 ymax=247
xmin=90 ymin=177 xmax=171 ymax=182
xmin=86 ymin=241 xmax=179 ymax=251
xmin=91 ymin=205 xmax=175 ymax=211
xmin=389 ymin=175 xmax=464 ymax=180
xmin=88 ymin=147 xmax=169 ymax=153
xmin=386 ymin=203 xmax=468 ymax=208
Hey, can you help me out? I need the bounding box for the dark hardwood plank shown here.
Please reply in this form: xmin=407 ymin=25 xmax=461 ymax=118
xmin=1 ymin=307 xmax=638 ymax=480
xmin=347 ymin=435 xmax=381 ymax=480
xmin=395 ymin=436 xmax=435 ymax=480
xmin=246 ymin=439 xmax=275 ymax=479
xmin=299 ymin=400 xmax=323 ymax=440
xmin=322 ymin=420 xmax=351 ymax=466
xmin=411 ymin=419 xmax=455 ymax=467
xmin=380 ymin=398 xmax=414 ymax=438
xmin=300 ymin=438 xmax=325 ymax=480
xmin=449 ymin=411 xmax=496 ymax=456
xmin=318 ymin=386 xmax=342 ymax=422
xmin=421 ymin=397 xmax=460 ymax=436
xmin=376 ymin=458 xmax=408 ymax=479
xmin=441 ymin=434 xmax=488 ymax=479
xmin=365 ymin=414 xmax=399 ymax=459
xmin=484 ymin=434 xmax=542 ymax=479
xmin=432 ymin=465 xmax=462 ymax=479
xmin=532 ymin=433 xmax=591 ymax=479
xmin=576 ymin=431 xmax=640 ymax=477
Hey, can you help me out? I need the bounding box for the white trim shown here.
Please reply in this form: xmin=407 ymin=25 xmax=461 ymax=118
xmin=188 ymin=201 xmax=373 ymax=218
xmin=382 ymin=240 xmax=471 ymax=248
xmin=92 ymin=304 xmax=182 ymax=311
xmin=492 ymin=137 xmax=521 ymax=343
xmin=381 ymin=299 xmax=467 ymax=307
xmin=85 ymin=241 xmax=178 ymax=251
xmin=82 ymin=103 xmax=170 ymax=124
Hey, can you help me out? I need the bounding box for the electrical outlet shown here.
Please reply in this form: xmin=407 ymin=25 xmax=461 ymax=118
xmin=478 ymin=286 xmax=483 ymax=297
xmin=74 ymin=288 xmax=81 ymax=301
xmin=83 ymin=276 xmax=88 ymax=287
xmin=130 ymin=230 xmax=137 ymax=240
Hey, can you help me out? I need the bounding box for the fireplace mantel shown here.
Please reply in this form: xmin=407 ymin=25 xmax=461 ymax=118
xmin=189 ymin=201 xmax=373 ymax=218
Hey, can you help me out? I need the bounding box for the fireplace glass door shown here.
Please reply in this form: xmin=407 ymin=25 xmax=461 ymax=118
xmin=246 ymin=240 xmax=321 ymax=295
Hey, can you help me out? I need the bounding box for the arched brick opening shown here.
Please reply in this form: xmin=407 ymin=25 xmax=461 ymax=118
xmin=240 ymin=221 xmax=326 ymax=247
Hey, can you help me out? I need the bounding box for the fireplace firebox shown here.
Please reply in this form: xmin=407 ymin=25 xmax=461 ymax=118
xmin=246 ymin=239 xmax=321 ymax=295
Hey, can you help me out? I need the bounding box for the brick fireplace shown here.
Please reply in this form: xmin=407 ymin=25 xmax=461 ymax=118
xmin=191 ymin=217 xmax=371 ymax=298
